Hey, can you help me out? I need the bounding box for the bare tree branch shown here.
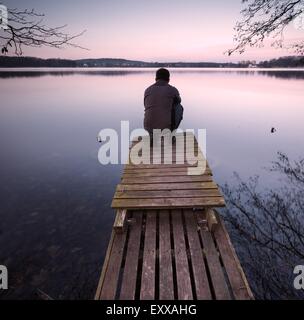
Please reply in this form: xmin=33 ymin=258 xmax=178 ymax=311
xmin=0 ymin=7 xmax=88 ymax=55
xmin=228 ymin=0 xmax=304 ymax=55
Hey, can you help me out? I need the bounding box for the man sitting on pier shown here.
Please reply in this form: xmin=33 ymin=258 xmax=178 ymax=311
xmin=144 ymin=68 xmax=183 ymax=144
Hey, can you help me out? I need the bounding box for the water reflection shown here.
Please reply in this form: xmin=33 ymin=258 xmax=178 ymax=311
xmin=0 ymin=69 xmax=145 ymax=78
xmin=0 ymin=68 xmax=304 ymax=79
xmin=221 ymin=152 xmax=304 ymax=299
xmin=0 ymin=68 xmax=303 ymax=299
xmin=257 ymin=70 xmax=304 ymax=80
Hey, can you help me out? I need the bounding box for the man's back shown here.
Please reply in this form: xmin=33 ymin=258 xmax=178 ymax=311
xmin=144 ymin=79 xmax=181 ymax=133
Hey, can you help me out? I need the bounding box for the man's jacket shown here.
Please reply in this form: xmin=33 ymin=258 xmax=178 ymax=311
xmin=144 ymin=79 xmax=181 ymax=133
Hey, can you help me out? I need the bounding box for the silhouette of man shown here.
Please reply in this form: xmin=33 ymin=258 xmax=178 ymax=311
xmin=144 ymin=68 xmax=182 ymax=138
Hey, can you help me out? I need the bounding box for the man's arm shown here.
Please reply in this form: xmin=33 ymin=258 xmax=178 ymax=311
xmin=173 ymin=87 xmax=181 ymax=105
xmin=143 ymin=89 xmax=147 ymax=107
xmin=171 ymin=87 xmax=182 ymax=131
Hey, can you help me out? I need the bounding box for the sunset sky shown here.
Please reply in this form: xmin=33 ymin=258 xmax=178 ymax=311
xmin=3 ymin=0 xmax=303 ymax=62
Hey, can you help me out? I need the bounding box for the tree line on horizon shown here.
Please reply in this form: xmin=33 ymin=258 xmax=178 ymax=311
xmin=0 ymin=56 xmax=303 ymax=68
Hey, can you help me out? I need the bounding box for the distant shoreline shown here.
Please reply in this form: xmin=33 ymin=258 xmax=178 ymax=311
xmin=0 ymin=66 xmax=304 ymax=72
xmin=0 ymin=56 xmax=303 ymax=69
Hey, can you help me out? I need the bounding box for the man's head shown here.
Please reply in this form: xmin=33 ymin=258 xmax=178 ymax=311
xmin=155 ymin=68 xmax=170 ymax=82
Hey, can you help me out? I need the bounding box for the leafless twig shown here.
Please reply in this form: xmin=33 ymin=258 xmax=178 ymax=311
xmin=0 ymin=7 xmax=87 ymax=55
xmin=222 ymin=152 xmax=304 ymax=299
xmin=228 ymin=0 xmax=304 ymax=55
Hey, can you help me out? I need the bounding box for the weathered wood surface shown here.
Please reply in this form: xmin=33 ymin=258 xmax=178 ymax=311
xmin=112 ymin=133 xmax=225 ymax=209
xmin=140 ymin=211 xmax=157 ymax=300
xmin=116 ymin=181 xmax=218 ymax=191
xmin=197 ymin=210 xmax=231 ymax=300
xmin=119 ymin=211 xmax=142 ymax=299
xmin=213 ymin=210 xmax=254 ymax=300
xmin=115 ymin=189 xmax=222 ymax=199
xmin=112 ymin=197 xmax=225 ymax=209
xmin=123 ymin=169 xmax=212 ymax=176
xmin=121 ymin=175 xmax=213 ymax=184
xmin=96 ymin=228 xmax=127 ymax=300
xmin=113 ymin=209 xmax=127 ymax=233
xmin=171 ymin=210 xmax=193 ymax=299
xmin=159 ymin=210 xmax=174 ymax=299
xmin=95 ymin=209 xmax=254 ymax=300
xmin=184 ymin=209 xmax=212 ymax=299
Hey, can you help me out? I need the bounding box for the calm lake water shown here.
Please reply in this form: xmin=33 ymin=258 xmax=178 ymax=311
xmin=0 ymin=68 xmax=303 ymax=299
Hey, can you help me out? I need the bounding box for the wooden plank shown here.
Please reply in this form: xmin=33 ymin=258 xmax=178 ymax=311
xmin=145 ymin=152 xmax=202 ymax=158
xmin=124 ymin=165 xmax=207 ymax=171
xmin=140 ymin=211 xmax=157 ymax=300
xmin=121 ymin=175 xmax=213 ymax=184
xmin=124 ymin=165 xmax=208 ymax=171
xmin=111 ymin=197 xmax=225 ymax=209
xmin=126 ymin=160 xmax=209 ymax=167
xmin=122 ymin=169 xmax=212 ymax=177
xmin=130 ymin=135 xmax=199 ymax=142
xmin=124 ymin=165 xmax=210 ymax=173
xmin=130 ymin=135 xmax=198 ymax=143
xmin=129 ymin=147 xmax=201 ymax=155
xmin=171 ymin=210 xmax=193 ymax=300
xmin=184 ymin=210 xmax=212 ymax=300
xmin=213 ymin=211 xmax=254 ymax=300
xmin=159 ymin=210 xmax=174 ymax=300
xmin=120 ymin=212 xmax=143 ymax=300
xmin=128 ymin=160 xmax=205 ymax=167
xmin=132 ymin=131 xmax=195 ymax=137
xmin=130 ymin=135 xmax=199 ymax=145
xmin=130 ymin=138 xmax=199 ymax=146
xmin=114 ymin=189 xmax=221 ymax=199
xmin=116 ymin=182 xmax=218 ymax=192
xmin=129 ymin=150 xmax=201 ymax=156
xmin=197 ymin=210 xmax=231 ymax=300
xmin=128 ymin=155 xmax=205 ymax=163
xmin=125 ymin=164 xmax=201 ymax=169
xmin=129 ymin=147 xmax=201 ymax=154
xmin=99 ymin=230 xmax=127 ymax=299
xmin=135 ymin=146 xmax=202 ymax=151
xmin=128 ymin=148 xmax=204 ymax=160
xmin=130 ymin=136 xmax=199 ymax=144
xmin=95 ymin=229 xmax=116 ymax=300
xmin=113 ymin=209 xmax=127 ymax=233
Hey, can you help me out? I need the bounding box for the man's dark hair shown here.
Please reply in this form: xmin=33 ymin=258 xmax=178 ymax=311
xmin=156 ymin=68 xmax=170 ymax=81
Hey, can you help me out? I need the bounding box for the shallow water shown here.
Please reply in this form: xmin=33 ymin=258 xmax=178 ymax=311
xmin=0 ymin=68 xmax=303 ymax=299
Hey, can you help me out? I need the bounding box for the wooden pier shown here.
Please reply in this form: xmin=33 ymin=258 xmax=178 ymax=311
xmin=95 ymin=132 xmax=253 ymax=300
